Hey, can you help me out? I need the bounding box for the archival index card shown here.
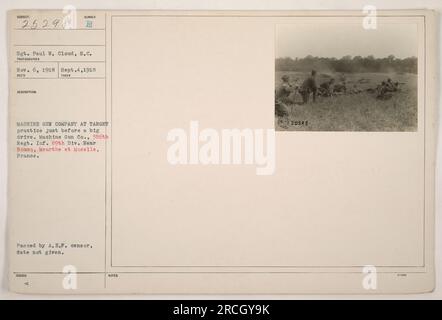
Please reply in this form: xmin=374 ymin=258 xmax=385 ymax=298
xmin=8 ymin=10 xmax=438 ymax=294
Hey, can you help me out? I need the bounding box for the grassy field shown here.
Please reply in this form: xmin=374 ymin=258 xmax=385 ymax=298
xmin=275 ymin=71 xmax=417 ymax=131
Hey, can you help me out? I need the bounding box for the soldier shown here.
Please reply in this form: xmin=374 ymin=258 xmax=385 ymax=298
xmin=376 ymin=81 xmax=386 ymax=95
xmin=333 ymin=80 xmax=347 ymax=95
xmin=376 ymin=81 xmax=392 ymax=100
xmin=299 ymin=70 xmax=317 ymax=103
xmin=275 ymin=75 xmax=293 ymax=117
xmin=275 ymin=74 xmax=293 ymax=104
xmin=385 ymin=78 xmax=395 ymax=92
xmin=319 ymin=78 xmax=335 ymax=97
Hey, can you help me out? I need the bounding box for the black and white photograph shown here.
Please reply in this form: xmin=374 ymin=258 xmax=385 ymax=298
xmin=275 ymin=23 xmax=418 ymax=131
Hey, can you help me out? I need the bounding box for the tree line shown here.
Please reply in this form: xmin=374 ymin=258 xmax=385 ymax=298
xmin=275 ymin=55 xmax=417 ymax=74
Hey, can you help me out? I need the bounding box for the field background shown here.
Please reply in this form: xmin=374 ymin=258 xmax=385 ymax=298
xmin=275 ymin=71 xmax=417 ymax=131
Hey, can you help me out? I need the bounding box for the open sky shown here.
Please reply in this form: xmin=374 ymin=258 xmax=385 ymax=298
xmin=276 ymin=23 xmax=418 ymax=59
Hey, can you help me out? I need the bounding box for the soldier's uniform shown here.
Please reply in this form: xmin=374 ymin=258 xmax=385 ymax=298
xmin=385 ymin=79 xmax=396 ymax=92
xmin=299 ymin=71 xmax=317 ymax=103
xmin=276 ymin=75 xmax=295 ymax=103
xmin=275 ymin=81 xmax=293 ymax=104
xmin=376 ymin=81 xmax=393 ymax=100
xmin=275 ymin=75 xmax=292 ymax=117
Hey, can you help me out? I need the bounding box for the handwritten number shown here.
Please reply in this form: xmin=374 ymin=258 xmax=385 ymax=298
xmin=52 ymin=19 xmax=60 ymax=29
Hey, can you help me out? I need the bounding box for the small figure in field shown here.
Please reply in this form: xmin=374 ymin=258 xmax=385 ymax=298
xmin=333 ymin=80 xmax=347 ymax=95
xmin=318 ymin=78 xmax=335 ymax=97
xmin=275 ymin=74 xmax=293 ymax=104
xmin=385 ymin=79 xmax=401 ymax=92
xmin=299 ymin=70 xmax=317 ymax=103
xmin=385 ymin=78 xmax=396 ymax=92
xmin=275 ymin=74 xmax=294 ymax=117
xmin=367 ymin=78 xmax=398 ymax=96
xmin=376 ymin=81 xmax=393 ymax=100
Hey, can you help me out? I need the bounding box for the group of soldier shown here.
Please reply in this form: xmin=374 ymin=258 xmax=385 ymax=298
xmin=275 ymin=69 xmax=401 ymax=117
xmin=369 ymin=78 xmax=401 ymax=100
xmin=276 ymin=70 xmax=358 ymax=107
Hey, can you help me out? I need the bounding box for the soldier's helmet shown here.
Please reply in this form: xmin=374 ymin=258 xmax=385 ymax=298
xmin=387 ymin=78 xmax=392 ymax=82
xmin=281 ymin=75 xmax=290 ymax=82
